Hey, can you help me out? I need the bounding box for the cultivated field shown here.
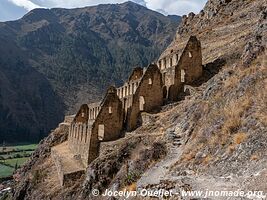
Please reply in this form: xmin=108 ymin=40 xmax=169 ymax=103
xmin=0 ymin=144 xmax=37 ymax=178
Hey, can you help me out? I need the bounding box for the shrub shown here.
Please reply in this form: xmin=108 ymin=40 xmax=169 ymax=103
xmin=222 ymin=96 xmax=252 ymax=136
xmin=227 ymin=144 xmax=236 ymax=154
xmin=32 ymin=169 xmax=46 ymax=185
xmin=124 ymin=171 xmax=140 ymax=186
xmin=202 ymin=154 xmax=212 ymax=165
xmin=151 ymin=142 xmax=167 ymax=161
xmin=182 ymin=152 xmax=196 ymax=161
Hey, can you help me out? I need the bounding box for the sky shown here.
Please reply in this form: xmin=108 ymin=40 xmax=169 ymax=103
xmin=0 ymin=0 xmax=207 ymax=22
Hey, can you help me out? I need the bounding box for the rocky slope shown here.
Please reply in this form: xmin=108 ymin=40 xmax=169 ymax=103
xmin=160 ymin=0 xmax=266 ymax=66
xmin=0 ymin=2 xmax=180 ymax=142
xmin=11 ymin=0 xmax=266 ymax=199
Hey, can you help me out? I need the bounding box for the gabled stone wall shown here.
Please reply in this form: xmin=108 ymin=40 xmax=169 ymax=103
xmin=175 ymin=36 xmax=202 ymax=85
xmin=87 ymin=86 xmax=124 ymax=164
xmin=116 ymin=67 xmax=143 ymax=100
xmin=68 ymin=104 xmax=90 ymax=166
xmin=67 ymin=86 xmax=124 ymax=167
xmin=126 ymin=64 xmax=164 ymax=131
xmin=94 ymin=86 xmax=124 ymax=142
xmin=128 ymin=67 xmax=144 ymax=82
xmin=161 ymin=36 xmax=203 ymax=101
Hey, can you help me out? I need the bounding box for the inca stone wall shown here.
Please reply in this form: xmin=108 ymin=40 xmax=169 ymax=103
xmin=88 ymin=86 xmax=124 ymax=164
xmin=68 ymin=87 xmax=124 ymax=166
xmin=52 ymin=36 xmax=203 ymax=186
xmin=68 ymin=104 xmax=90 ymax=166
xmin=159 ymin=36 xmax=203 ymax=101
xmin=126 ymin=64 xmax=164 ymax=131
xmin=175 ymin=36 xmax=202 ymax=85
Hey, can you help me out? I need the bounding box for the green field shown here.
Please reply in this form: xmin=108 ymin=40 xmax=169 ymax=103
xmin=0 ymin=164 xmax=14 ymax=178
xmin=0 ymin=144 xmax=37 ymax=152
xmin=2 ymin=157 xmax=29 ymax=167
xmin=0 ymin=144 xmax=37 ymax=178
xmin=11 ymin=144 xmax=37 ymax=150
xmin=0 ymin=151 xmax=34 ymax=159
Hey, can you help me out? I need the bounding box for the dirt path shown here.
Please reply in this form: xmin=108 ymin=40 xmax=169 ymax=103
xmin=137 ymin=129 xmax=183 ymax=188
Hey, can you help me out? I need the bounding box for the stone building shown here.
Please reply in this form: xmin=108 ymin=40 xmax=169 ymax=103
xmin=52 ymin=36 xmax=203 ymax=186
xmin=125 ymin=64 xmax=163 ymax=131
xmin=116 ymin=64 xmax=163 ymax=130
xmin=68 ymin=86 xmax=124 ymax=167
xmin=116 ymin=67 xmax=144 ymax=118
xmin=52 ymin=86 xmax=123 ymax=185
xmin=157 ymin=36 xmax=202 ymax=101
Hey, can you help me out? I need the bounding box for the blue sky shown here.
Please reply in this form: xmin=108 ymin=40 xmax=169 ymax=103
xmin=0 ymin=0 xmax=207 ymax=22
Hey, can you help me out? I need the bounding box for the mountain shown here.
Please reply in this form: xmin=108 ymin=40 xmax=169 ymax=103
xmin=0 ymin=1 xmax=180 ymax=142
xmin=10 ymin=0 xmax=266 ymax=199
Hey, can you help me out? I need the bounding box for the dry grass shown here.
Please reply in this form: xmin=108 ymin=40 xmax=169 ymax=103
xmin=208 ymin=135 xmax=219 ymax=147
xmin=223 ymin=73 xmax=239 ymax=89
xmin=202 ymin=155 xmax=212 ymax=165
xmin=226 ymin=132 xmax=248 ymax=154
xmin=222 ymin=96 xmax=252 ymax=135
xmin=242 ymin=55 xmax=266 ymax=123
xmin=208 ymin=133 xmax=227 ymax=147
xmin=250 ymin=154 xmax=260 ymax=161
xmin=124 ymin=182 xmax=137 ymax=191
xmin=257 ymin=112 xmax=267 ymax=126
xmin=220 ymin=134 xmax=230 ymax=146
xmin=227 ymin=144 xmax=236 ymax=154
xmin=254 ymin=76 xmax=267 ymax=126
xmin=182 ymin=152 xmax=196 ymax=161
xmin=222 ymin=117 xmax=241 ymax=135
xmin=175 ymin=54 xmax=266 ymax=168
xmin=233 ymin=132 xmax=248 ymax=145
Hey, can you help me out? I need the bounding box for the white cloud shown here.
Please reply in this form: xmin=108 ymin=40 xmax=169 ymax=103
xmin=8 ymin=0 xmax=42 ymax=11
xmin=7 ymin=0 xmax=208 ymax=15
xmin=35 ymin=0 xmax=126 ymax=8
xmin=41 ymin=0 xmax=207 ymax=15
xmin=144 ymin=0 xmax=207 ymax=15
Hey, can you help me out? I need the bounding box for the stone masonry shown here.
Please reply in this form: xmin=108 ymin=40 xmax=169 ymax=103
xmin=158 ymin=36 xmax=202 ymax=101
xmin=52 ymin=36 xmax=203 ymax=186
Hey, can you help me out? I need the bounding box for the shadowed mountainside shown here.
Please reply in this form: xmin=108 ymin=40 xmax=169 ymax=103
xmin=0 ymin=36 xmax=64 ymax=142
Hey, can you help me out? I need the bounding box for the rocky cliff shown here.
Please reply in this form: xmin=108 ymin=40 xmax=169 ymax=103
xmin=0 ymin=2 xmax=180 ymax=142
xmin=11 ymin=0 xmax=266 ymax=199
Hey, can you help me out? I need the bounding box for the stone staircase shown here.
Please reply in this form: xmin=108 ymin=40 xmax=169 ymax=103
xmin=137 ymin=128 xmax=184 ymax=189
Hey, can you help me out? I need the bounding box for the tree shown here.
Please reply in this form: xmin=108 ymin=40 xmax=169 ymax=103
xmin=2 ymin=141 xmax=6 ymax=152
xmin=14 ymin=160 xmax=18 ymax=171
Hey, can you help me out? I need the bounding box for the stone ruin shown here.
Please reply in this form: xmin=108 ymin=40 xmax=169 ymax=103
xmin=157 ymin=36 xmax=202 ymax=101
xmin=52 ymin=36 xmax=203 ymax=186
